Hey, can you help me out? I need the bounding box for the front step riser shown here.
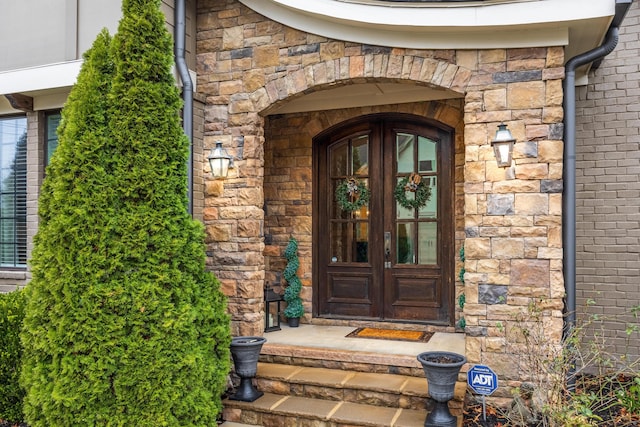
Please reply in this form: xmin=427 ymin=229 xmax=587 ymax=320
xmin=224 ymin=404 xmax=463 ymax=427
xmin=223 ymin=393 xmax=436 ymax=427
xmin=256 ymin=378 xmax=430 ymax=411
xmin=259 ymin=354 xmax=424 ymax=377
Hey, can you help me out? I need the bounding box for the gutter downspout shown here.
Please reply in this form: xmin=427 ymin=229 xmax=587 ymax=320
xmin=563 ymin=0 xmax=631 ymax=339
xmin=175 ymin=0 xmax=194 ymax=215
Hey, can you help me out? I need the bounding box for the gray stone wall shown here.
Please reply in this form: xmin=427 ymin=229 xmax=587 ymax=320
xmin=575 ymin=1 xmax=640 ymax=361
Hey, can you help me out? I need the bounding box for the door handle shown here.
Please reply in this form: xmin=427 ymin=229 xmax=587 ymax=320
xmin=384 ymin=231 xmax=391 ymax=268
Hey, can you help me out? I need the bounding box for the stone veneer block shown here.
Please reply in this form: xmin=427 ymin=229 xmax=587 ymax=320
xmin=478 ymin=284 xmax=508 ymax=304
xmin=507 ymin=81 xmax=545 ymax=109
xmin=492 ymin=238 xmax=524 ymax=259
xmin=511 ymin=259 xmax=550 ymax=287
xmin=515 ymin=193 xmax=549 ymax=215
xmin=465 ymin=238 xmax=491 ymax=258
xmin=487 ymin=194 xmax=514 ymax=215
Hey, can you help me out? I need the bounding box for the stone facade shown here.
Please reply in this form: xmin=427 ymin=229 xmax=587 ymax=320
xmin=197 ymin=0 xmax=565 ymax=396
xmin=575 ymin=1 xmax=640 ymax=361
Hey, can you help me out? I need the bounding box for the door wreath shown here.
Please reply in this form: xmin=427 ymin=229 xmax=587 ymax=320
xmin=394 ymin=172 xmax=432 ymax=210
xmin=335 ymin=177 xmax=370 ymax=212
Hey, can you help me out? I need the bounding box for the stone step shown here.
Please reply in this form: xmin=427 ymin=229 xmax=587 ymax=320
xmin=223 ymin=392 xmax=433 ymax=427
xmin=222 ymin=331 xmax=467 ymax=426
xmin=255 ymin=362 xmax=435 ymax=411
xmin=259 ymin=342 xmax=425 ymax=377
xmin=223 ymin=363 xmax=466 ymax=426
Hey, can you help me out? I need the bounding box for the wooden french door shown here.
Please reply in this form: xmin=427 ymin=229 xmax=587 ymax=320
xmin=313 ymin=115 xmax=454 ymax=324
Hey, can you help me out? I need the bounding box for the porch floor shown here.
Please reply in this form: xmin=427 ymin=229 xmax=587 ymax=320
xmin=262 ymin=324 xmax=465 ymax=360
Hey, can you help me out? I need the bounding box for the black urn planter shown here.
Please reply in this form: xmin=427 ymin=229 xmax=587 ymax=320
xmin=287 ymin=316 xmax=300 ymax=327
xmin=417 ymin=351 xmax=466 ymax=427
xmin=230 ymin=336 xmax=267 ymax=402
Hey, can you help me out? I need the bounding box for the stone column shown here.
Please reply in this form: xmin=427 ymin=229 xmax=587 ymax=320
xmin=461 ymin=47 xmax=565 ymax=403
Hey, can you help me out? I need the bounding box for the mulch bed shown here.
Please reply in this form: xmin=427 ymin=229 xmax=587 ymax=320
xmin=462 ymin=374 xmax=640 ymax=426
xmin=463 ymin=403 xmax=508 ymax=426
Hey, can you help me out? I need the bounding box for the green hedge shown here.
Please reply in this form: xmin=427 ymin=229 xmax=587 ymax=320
xmin=20 ymin=0 xmax=230 ymax=425
xmin=0 ymin=288 xmax=25 ymax=422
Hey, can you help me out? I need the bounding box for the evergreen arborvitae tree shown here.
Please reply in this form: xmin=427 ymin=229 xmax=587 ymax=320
xmin=21 ymin=1 xmax=231 ymax=425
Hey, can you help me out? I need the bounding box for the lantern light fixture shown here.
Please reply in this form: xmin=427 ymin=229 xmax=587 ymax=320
xmin=491 ymin=123 xmax=516 ymax=168
xmin=208 ymin=141 xmax=234 ymax=179
xmin=264 ymin=283 xmax=283 ymax=332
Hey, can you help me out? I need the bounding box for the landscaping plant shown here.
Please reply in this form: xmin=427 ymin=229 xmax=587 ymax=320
xmin=500 ymin=298 xmax=640 ymax=426
xmin=0 ymin=288 xmax=25 ymax=423
xmin=20 ymin=1 xmax=230 ymax=426
xmin=283 ymin=236 xmax=304 ymax=320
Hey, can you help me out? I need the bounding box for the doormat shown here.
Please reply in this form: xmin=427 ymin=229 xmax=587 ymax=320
xmin=346 ymin=327 xmax=433 ymax=343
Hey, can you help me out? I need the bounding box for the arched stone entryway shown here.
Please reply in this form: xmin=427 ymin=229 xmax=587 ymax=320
xmin=202 ymin=48 xmax=471 ymax=335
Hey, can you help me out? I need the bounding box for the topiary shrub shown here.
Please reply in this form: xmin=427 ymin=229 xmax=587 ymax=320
xmin=20 ymin=1 xmax=231 ymax=426
xmin=283 ymin=237 xmax=304 ymax=319
xmin=0 ymin=288 xmax=25 ymax=423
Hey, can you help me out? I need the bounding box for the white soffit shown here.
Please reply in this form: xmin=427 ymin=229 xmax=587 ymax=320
xmin=0 ymin=61 xmax=82 ymax=97
xmin=239 ymin=0 xmax=614 ymax=57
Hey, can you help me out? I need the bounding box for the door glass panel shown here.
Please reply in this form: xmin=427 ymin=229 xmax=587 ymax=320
xmin=395 ymin=131 xmax=438 ymax=266
xmin=418 ymin=136 xmax=437 ymax=172
xmin=331 ymin=179 xmax=353 ymax=219
xmin=418 ymin=176 xmax=437 ymax=219
xmin=396 ymin=133 xmax=414 ymax=173
xmin=396 ymin=223 xmax=414 ymax=264
xmin=352 ymin=135 xmax=369 ymax=176
xmin=396 ymin=176 xmax=414 ymax=220
xmin=329 ymin=135 xmax=369 ymax=264
xmin=418 ymin=222 xmax=437 ymax=264
xmin=330 ymin=222 xmax=348 ymax=262
xmin=331 ymin=141 xmax=348 ymax=176
xmin=355 ymin=221 xmax=368 ymax=262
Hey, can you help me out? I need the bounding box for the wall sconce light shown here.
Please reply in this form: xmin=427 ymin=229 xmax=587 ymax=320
xmin=491 ymin=123 xmax=515 ymax=168
xmin=264 ymin=283 xmax=283 ymax=332
xmin=208 ymin=141 xmax=234 ymax=179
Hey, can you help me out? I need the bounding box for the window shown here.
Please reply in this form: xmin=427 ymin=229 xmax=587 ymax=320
xmin=0 ymin=116 xmax=27 ymax=268
xmin=45 ymin=111 xmax=61 ymax=166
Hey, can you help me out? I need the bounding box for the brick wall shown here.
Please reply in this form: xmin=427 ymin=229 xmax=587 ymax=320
xmin=192 ymin=94 xmax=205 ymax=222
xmin=575 ymin=1 xmax=640 ymax=360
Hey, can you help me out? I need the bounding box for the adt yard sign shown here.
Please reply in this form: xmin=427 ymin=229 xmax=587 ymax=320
xmin=467 ymin=365 xmax=498 ymax=395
